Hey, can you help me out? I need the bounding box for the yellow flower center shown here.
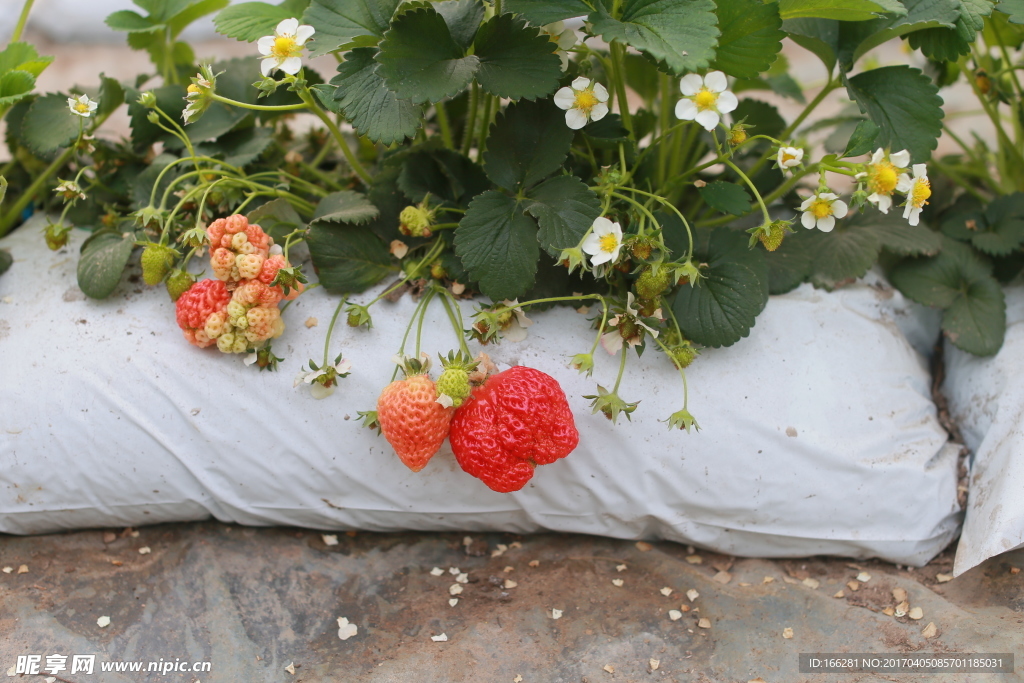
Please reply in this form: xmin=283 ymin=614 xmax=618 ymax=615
xmin=574 ymin=89 xmax=599 ymax=113
xmin=187 ymin=84 xmax=201 ymax=95
xmin=867 ymin=161 xmax=899 ymax=195
xmin=694 ymin=88 xmax=719 ymax=111
xmin=781 ymin=151 xmax=797 ymax=164
xmin=810 ymin=199 xmax=834 ymax=219
xmin=73 ymin=102 xmax=90 ymax=114
xmin=911 ymin=178 xmax=931 ymax=208
xmin=599 ymin=233 xmax=619 ymax=253
xmin=273 ymin=35 xmax=299 ymax=59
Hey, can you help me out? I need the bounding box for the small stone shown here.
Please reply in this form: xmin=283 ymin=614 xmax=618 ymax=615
xmin=504 ymin=566 xmax=515 ymax=573
xmin=305 ymin=317 xmax=318 ymax=328
xmin=110 ymin=560 xmax=123 ymax=567
xmin=749 ymin=679 xmax=767 ymax=683
xmin=430 ymin=567 xmax=444 ymax=576
xmin=936 ymin=573 xmax=953 ymax=583
xmin=922 ymin=622 xmax=938 ymax=638
xmin=492 ymin=544 xmax=509 ymax=557
xmin=449 ymin=584 xmax=463 ymax=596
xmin=504 ymin=579 xmax=517 ymax=589
xmin=685 ymin=555 xmax=703 ymax=564
xmin=882 ymin=607 xmax=895 ymax=617
xmin=449 ymin=567 xmax=460 ymax=575
xmin=668 ymin=610 xmax=682 ymax=621
xmin=336 ymin=617 xmax=358 ymax=640
xmin=463 ymin=536 xmax=473 ymax=546
xmin=782 ymin=627 xmax=794 ymax=639
xmin=908 ymin=607 xmax=924 ymax=620
xmin=97 ymin=616 xmax=111 ymax=628
xmin=782 ymin=576 xmax=801 ymax=585
xmin=551 ymin=609 xmax=563 ymax=620
xmin=679 ymin=604 xmax=690 ymax=612
xmin=456 ymin=573 xmax=469 ymax=584
xmin=449 ymin=598 xmax=458 ymax=607
xmin=739 ymin=582 xmax=751 ymax=587
xmin=1 ymin=567 xmax=11 ymax=574
xmin=847 ymin=581 xmax=860 ymax=592
xmin=285 ymin=663 xmax=296 ymax=675
xmin=321 ymin=534 xmax=338 ymax=546
xmin=514 ymin=676 xmax=523 ymax=682
xmin=686 ymin=589 xmax=699 ymax=602
xmin=612 ymin=579 xmax=624 ymax=587
xmin=616 ymin=564 xmax=627 ymax=572
xmin=786 ymin=426 xmax=798 ymax=437
xmin=660 ymin=587 xmax=673 ymax=596
xmin=833 ymin=590 xmax=845 ymax=598
xmin=129 ymin=529 xmax=139 ymax=538
xmin=1010 ymin=567 xmax=1020 ymax=575
xmin=509 ymin=542 xmax=522 ymax=549
xmin=17 ymin=565 xmax=28 ymax=574
xmin=802 ymin=578 xmax=820 ymax=589
xmin=650 ymin=658 xmax=660 ymax=671
xmin=636 ymin=541 xmax=653 ymax=552
xmin=603 ymin=664 xmax=615 ymax=674
xmin=762 ymin=576 xmax=774 ymax=584
xmin=103 ymin=532 xmax=117 ymax=543
xmin=528 ymin=560 xmax=540 ymax=568
xmin=697 ymin=618 xmax=711 ymax=629
xmin=857 ymin=572 xmax=871 ymax=583
xmin=713 ymin=571 xmax=732 ymax=585
xmin=431 ymin=633 xmax=448 ymax=642
xmin=892 ymin=587 xmax=908 ymax=602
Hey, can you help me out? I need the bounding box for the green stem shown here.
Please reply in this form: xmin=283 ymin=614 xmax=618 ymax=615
xmin=309 ymin=133 xmax=335 ymax=168
xmin=746 ymin=78 xmax=839 ymax=180
xmin=210 ymin=93 xmax=307 ymax=112
xmin=611 ymin=343 xmax=628 ymax=393
xmin=588 ymin=297 xmax=610 ymax=357
xmin=322 ymin=296 xmax=348 ymax=367
xmin=414 ymin=289 xmax=436 ymax=357
xmin=609 ymin=41 xmax=634 ymax=136
xmin=928 ymin=157 xmax=991 ymax=202
xmin=619 ymin=187 xmax=694 ymax=261
xmin=724 ymin=159 xmax=771 ymax=223
xmin=10 ymin=0 xmax=36 ymax=42
xmin=461 ymin=83 xmax=480 ymax=156
xmin=438 ymin=289 xmax=472 ymax=356
xmin=435 ymin=100 xmax=454 ymax=149
xmin=297 ymin=88 xmax=372 ymax=185
xmin=477 ymin=95 xmax=495 ymax=158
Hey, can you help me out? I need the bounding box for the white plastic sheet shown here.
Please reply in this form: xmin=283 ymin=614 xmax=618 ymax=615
xmin=944 ymin=285 xmax=1024 ymax=575
xmin=0 ymin=222 xmax=961 ymax=565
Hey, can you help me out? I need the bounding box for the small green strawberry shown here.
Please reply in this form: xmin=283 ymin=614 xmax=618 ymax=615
xmin=165 ymin=268 xmax=195 ymax=302
xmin=435 ymin=350 xmax=480 ymax=408
xmin=634 ymin=266 xmax=672 ymax=301
xmin=670 ymin=345 xmax=698 ymax=369
xmin=141 ymin=244 xmax=178 ymax=285
xmin=759 ymin=222 xmax=787 ymax=252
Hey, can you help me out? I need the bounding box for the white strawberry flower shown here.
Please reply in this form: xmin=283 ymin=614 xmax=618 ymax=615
xmin=776 ymin=146 xmax=804 ymax=171
xmin=799 ymin=192 xmax=848 ymax=233
xmin=294 ymin=357 xmax=353 ymax=399
xmin=581 ymin=216 xmax=623 ymax=267
xmin=896 ymin=164 xmax=931 ymax=226
xmin=554 ymin=77 xmax=609 ymax=130
xmin=499 ymin=299 xmax=533 ymax=343
xmin=539 ymin=21 xmax=577 ymax=71
xmin=675 ymin=71 xmax=738 ymax=132
xmin=600 ymin=293 xmax=660 ymax=354
xmin=856 ymin=148 xmax=910 ymax=214
xmin=257 ymin=18 xmax=315 ymax=77
xmin=68 ymin=94 xmax=98 ymax=118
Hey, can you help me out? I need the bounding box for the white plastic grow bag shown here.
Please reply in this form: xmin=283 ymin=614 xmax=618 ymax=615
xmin=944 ymin=284 xmax=1024 ymax=575
xmin=0 ymin=223 xmax=961 ymax=565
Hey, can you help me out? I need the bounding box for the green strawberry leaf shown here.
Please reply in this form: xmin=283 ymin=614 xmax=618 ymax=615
xmin=588 ymin=0 xmax=719 ymax=75
xmin=673 ymin=227 xmax=769 ymax=347
xmin=732 ymin=98 xmax=786 ymax=138
xmin=995 ymin=0 xmax=1024 ymax=21
xmin=455 ymin=190 xmax=539 ymax=300
xmin=0 ymin=42 xmax=53 ymax=78
xmin=783 ymin=17 xmax=838 ymax=72
xmin=214 ymin=0 xmax=311 ymax=42
xmin=312 ymin=190 xmax=381 ymax=225
xmin=973 ymin=191 xmax=1024 ymax=255
xmin=0 ymin=247 xmax=10 ymax=278
xmin=307 ymin=223 xmax=395 ymax=293
xmin=77 ymin=230 xmax=136 ymax=299
xmin=434 ymin=0 xmax=485 ymax=48
xmin=862 ymin=212 xmax=942 ymax=255
xmin=474 ymin=13 xmax=563 ymax=100
xmin=842 ymin=119 xmax=880 ymax=157
xmin=779 ymin=0 xmax=906 ymax=20
xmin=711 ymin=0 xmax=785 ymax=79
xmin=166 ymin=0 xmax=230 ymax=38
xmin=483 ymin=98 xmax=573 ymax=191
xmin=699 ymin=181 xmax=752 ymax=216
xmin=889 ymin=237 xmax=1005 ymax=355
xmin=376 ymin=6 xmax=480 ymax=103
xmin=806 ymin=217 xmax=882 ymax=289
xmin=329 ymin=47 xmax=423 ymax=144
xmin=838 ymin=0 xmax=959 ymax=68
xmin=20 ymin=93 xmax=81 ymax=155
xmin=128 ymin=84 xmax=187 ymax=149
xmin=845 ymin=65 xmax=943 ymax=163
xmin=105 ymin=9 xmax=162 ymax=32
xmin=395 ymin=147 xmax=489 ymax=205
xmin=247 ymin=197 xmax=306 ymax=242
xmin=302 ymin=0 xmax=401 ymax=57
xmin=0 ymin=70 xmax=35 ymax=112
xmin=909 ymin=0 xmax=994 ymax=61
xmin=523 ymin=175 xmax=602 ymax=255
xmin=195 ymin=126 xmax=275 ymax=167
xmin=504 ymin=0 xmax=593 ymax=24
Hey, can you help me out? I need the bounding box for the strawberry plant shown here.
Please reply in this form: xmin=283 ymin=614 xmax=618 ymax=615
xmin=0 ymin=0 xmax=1007 ymax=444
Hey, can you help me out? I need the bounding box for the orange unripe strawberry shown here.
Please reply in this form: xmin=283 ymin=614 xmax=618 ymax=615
xmin=377 ymin=374 xmax=453 ymax=472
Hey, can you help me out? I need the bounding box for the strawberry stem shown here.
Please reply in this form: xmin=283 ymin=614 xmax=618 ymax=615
xmin=322 ymin=296 xmax=348 ymax=368
xmin=437 ymin=287 xmax=472 ymax=356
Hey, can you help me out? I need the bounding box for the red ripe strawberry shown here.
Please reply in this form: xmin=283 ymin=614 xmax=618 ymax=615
xmin=377 ymin=373 xmax=453 ymax=472
xmin=449 ymin=366 xmax=578 ymax=493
